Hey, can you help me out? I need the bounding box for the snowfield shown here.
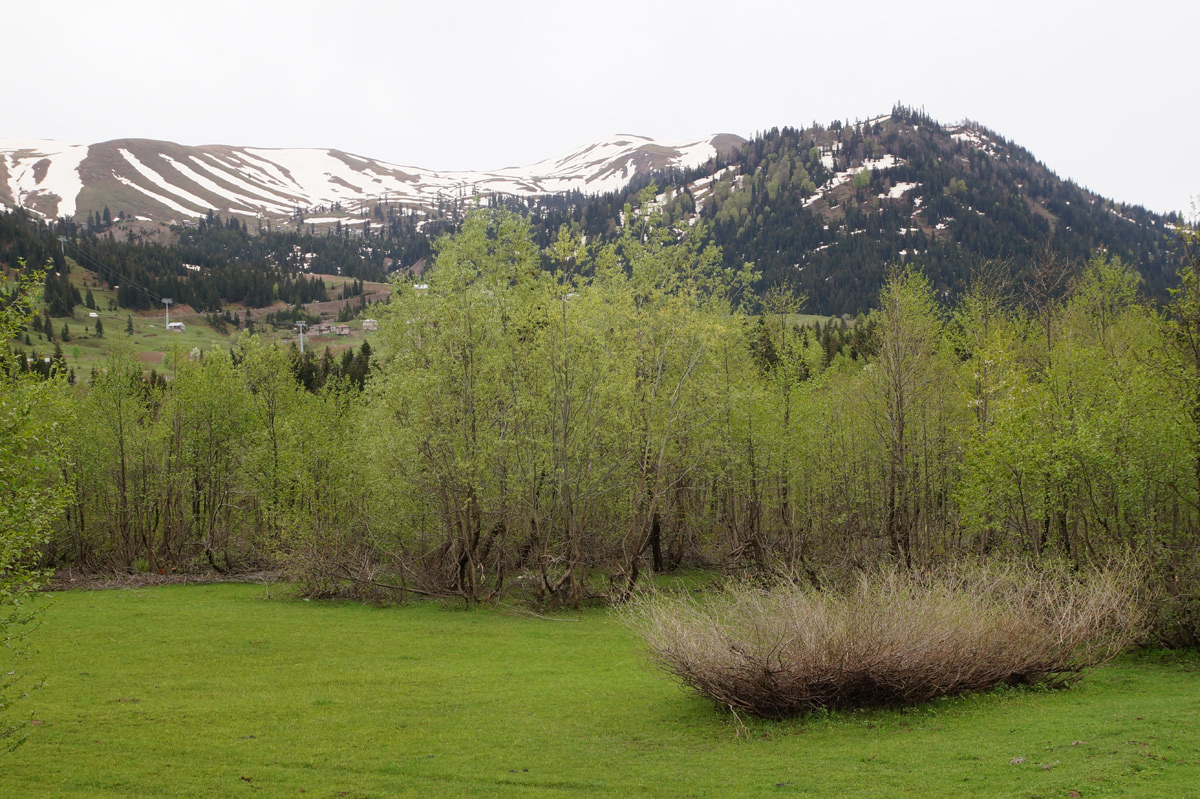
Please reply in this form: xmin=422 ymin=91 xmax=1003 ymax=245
xmin=2 ymin=139 xmax=90 ymax=218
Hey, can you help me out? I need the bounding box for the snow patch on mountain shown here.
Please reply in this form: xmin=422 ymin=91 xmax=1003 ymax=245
xmin=2 ymin=139 xmax=89 ymax=218
xmin=805 ymin=155 xmax=904 ymax=207
xmin=161 ymin=154 xmax=292 ymax=215
xmin=1 ymin=133 xmax=733 ymax=223
xmin=112 ymin=169 xmax=205 ymax=218
xmin=120 ymin=148 xmax=217 ymax=213
xmin=951 ymin=126 xmax=1002 ymax=158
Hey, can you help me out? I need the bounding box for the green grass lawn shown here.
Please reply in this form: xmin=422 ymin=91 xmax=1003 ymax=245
xmin=5 ymin=584 xmax=1199 ymax=798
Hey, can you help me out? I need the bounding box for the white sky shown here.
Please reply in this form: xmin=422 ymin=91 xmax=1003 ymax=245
xmin=9 ymin=0 xmax=1198 ymax=215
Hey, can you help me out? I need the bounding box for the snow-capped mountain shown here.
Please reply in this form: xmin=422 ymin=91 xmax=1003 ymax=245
xmin=0 ymin=134 xmax=743 ymax=224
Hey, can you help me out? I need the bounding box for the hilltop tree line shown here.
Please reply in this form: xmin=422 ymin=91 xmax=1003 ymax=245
xmin=7 ymin=202 xmax=1199 ymax=648
xmin=0 ymin=207 xmax=432 ymax=316
xmin=499 ymin=105 xmax=1180 ymax=314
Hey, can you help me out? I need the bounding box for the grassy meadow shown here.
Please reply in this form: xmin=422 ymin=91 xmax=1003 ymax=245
xmin=24 ymin=264 xmax=389 ymax=379
xmin=4 ymin=583 xmax=1199 ymax=798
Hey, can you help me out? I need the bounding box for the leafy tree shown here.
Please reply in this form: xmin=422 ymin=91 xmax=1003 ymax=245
xmin=866 ymin=267 xmax=960 ymax=566
xmin=1155 ymin=215 xmax=1200 ymax=643
xmin=0 ymin=264 xmax=72 ymax=751
xmin=71 ymin=343 xmax=154 ymax=568
xmin=371 ymin=208 xmax=546 ymax=601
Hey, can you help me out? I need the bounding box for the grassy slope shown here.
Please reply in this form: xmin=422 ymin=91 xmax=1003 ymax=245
xmin=5 ymin=584 xmax=1199 ymax=799
xmin=21 ymin=266 xmax=388 ymax=378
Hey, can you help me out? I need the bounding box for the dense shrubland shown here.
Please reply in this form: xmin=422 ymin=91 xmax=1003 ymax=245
xmin=10 ymin=197 xmax=1200 ymax=645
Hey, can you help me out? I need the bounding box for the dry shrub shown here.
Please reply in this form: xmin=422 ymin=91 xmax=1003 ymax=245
xmin=626 ymin=563 xmax=1144 ymax=719
xmin=286 ymin=536 xmax=391 ymax=602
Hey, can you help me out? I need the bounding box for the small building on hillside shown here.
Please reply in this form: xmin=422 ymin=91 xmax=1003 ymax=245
xmin=166 ymin=321 xmax=186 ymax=332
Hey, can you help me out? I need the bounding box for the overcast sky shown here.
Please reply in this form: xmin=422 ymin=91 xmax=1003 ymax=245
xmin=10 ymin=0 xmax=1198 ymax=215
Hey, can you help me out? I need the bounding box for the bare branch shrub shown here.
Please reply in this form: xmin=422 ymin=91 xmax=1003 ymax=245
xmin=625 ymin=563 xmax=1144 ymax=719
xmin=286 ymin=535 xmax=390 ymax=602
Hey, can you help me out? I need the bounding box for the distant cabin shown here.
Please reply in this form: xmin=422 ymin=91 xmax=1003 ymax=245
xmin=361 ymin=319 xmax=378 ymax=331
xmin=166 ymin=321 xmax=187 ymax=332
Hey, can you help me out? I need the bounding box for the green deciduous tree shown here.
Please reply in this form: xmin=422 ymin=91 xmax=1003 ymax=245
xmin=0 ymin=264 xmax=72 ymax=751
xmin=867 ymin=267 xmax=961 ymax=566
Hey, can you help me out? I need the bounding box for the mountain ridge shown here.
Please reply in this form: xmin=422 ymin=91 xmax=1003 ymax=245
xmin=0 ymin=109 xmax=1187 ymax=315
xmin=0 ymin=133 xmax=744 ymax=224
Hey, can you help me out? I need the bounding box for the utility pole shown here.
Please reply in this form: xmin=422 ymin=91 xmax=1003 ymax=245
xmin=296 ymin=320 xmax=306 ymax=354
xmin=163 ymin=298 xmax=173 ymax=328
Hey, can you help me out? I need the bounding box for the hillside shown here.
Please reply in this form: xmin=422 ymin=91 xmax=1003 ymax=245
xmin=2 ymin=108 xmax=1189 ymax=315
xmin=514 ymin=106 xmax=1183 ymax=313
xmin=0 ymin=133 xmax=742 ymax=225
